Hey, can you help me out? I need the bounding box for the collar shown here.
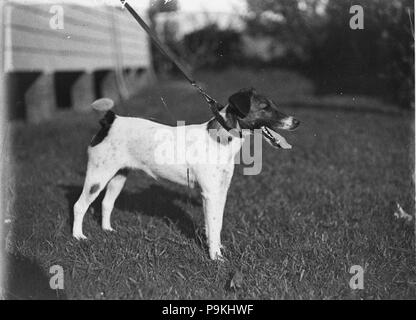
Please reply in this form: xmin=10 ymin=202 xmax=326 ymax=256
xmin=206 ymin=106 xmax=242 ymax=144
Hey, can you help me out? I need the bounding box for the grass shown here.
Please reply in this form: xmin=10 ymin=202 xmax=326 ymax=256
xmin=2 ymin=68 xmax=415 ymax=299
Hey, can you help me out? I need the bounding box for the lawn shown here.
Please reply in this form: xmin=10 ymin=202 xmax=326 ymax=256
xmin=2 ymin=68 xmax=415 ymax=299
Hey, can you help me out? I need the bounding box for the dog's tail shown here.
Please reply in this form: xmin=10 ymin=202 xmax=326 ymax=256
xmin=91 ymin=98 xmax=114 ymax=112
xmin=91 ymin=98 xmax=116 ymax=129
xmin=89 ymin=98 xmax=116 ymax=147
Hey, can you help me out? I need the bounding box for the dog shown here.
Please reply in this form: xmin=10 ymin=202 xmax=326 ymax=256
xmin=72 ymin=88 xmax=300 ymax=260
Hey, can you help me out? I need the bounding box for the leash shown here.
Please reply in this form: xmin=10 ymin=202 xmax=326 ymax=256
xmin=119 ymin=0 xmax=234 ymax=132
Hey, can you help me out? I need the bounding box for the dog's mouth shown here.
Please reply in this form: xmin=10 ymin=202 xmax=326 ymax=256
xmin=261 ymin=126 xmax=292 ymax=149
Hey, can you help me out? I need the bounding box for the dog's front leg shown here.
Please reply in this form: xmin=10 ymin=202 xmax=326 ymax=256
xmin=202 ymin=191 xmax=227 ymax=261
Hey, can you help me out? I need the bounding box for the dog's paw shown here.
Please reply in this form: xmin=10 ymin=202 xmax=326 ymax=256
xmin=102 ymin=226 xmax=116 ymax=233
xmin=73 ymin=232 xmax=87 ymax=240
xmin=213 ymin=254 xmax=226 ymax=263
xmin=209 ymin=248 xmax=226 ymax=262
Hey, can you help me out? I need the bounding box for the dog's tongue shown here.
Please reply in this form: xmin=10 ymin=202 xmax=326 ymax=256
xmin=262 ymin=127 xmax=292 ymax=149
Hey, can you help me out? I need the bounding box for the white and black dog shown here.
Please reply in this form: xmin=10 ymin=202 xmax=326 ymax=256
xmin=73 ymin=88 xmax=299 ymax=260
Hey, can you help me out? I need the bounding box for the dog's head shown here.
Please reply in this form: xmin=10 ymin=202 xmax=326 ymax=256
xmin=227 ymin=88 xmax=300 ymax=148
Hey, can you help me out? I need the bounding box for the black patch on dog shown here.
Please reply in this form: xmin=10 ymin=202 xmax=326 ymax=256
xmin=89 ymin=184 xmax=100 ymax=194
xmin=116 ymin=168 xmax=129 ymax=177
xmin=228 ymin=88 xmax=253 ymax=118
xmin=90 ymin=111 xmax=115 ymax=147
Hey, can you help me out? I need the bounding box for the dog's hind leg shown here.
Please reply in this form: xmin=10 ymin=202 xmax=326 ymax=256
xmin=72 ymin=164 xmax=118 ymax=240
xmin=101 ymin=169 xmax=128 ymax=232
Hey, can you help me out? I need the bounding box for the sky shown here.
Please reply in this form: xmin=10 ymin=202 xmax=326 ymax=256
xmin=176 ymin=0 xmax=247 ymax=13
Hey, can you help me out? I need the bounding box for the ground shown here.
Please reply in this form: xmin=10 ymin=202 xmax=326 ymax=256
xmin=2 ymin=68 xmax=415 ymax=299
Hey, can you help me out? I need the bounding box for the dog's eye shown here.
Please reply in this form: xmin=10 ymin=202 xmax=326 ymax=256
xmin=259 ymin=103 xmax=268 ymax=109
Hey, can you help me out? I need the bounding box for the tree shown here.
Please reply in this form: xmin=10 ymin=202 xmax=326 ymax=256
xmin=246 ymin=0 xmax=414 ymax=107
xmin=147 ymin=0 xmax=180 ymax=75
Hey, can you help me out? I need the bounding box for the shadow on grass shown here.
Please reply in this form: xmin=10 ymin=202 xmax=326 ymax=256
xmin=3 ymin=251 xmax=67 ymax=300
xmin=60 ymin=184 xmax=202 ymax=243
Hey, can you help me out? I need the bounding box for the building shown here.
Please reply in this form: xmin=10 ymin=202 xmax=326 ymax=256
xmin=2 ymin=0 xmax=152 ymax=123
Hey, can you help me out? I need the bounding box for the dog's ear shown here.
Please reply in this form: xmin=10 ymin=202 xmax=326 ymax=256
xmin=228 ymin=88 xmax=255 ymax=118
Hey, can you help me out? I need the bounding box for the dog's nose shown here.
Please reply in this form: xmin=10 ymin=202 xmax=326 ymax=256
xmin=292 ymin=118 xmax=300 ymax=130
xmin=292 ymin=118 xmax=300 ymax=128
